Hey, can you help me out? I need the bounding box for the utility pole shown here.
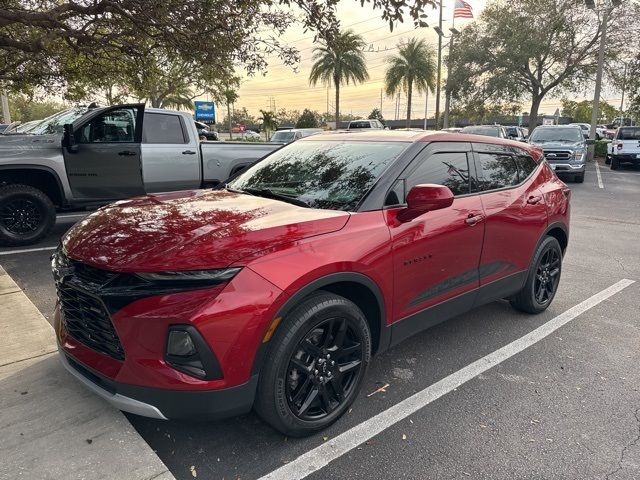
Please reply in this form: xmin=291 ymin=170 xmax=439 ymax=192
xmin=380 ymin=89 xmax=383 ymax=115
xmin=434 ymin=0 xmax=444 ymax=130
xmin=326 ymin=87 xmax=329 ymax=119
xmin=588 ymin=2 xmax=609 ymax=161
xmin=1 ymin=92 xmax=10 ymax=124
xmin=424 ymin=90 xmax=429 ymax=130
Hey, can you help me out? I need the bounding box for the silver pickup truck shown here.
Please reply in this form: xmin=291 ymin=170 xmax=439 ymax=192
xmin=0 ymin=104 xmax=280 ymax=246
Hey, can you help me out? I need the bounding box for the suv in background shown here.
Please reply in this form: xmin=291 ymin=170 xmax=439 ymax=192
xmin=505 ymin=126 xmax=527 ymax=142
xmin=528 ymin=125 xmax=588 ymax=183
xmin=606 ymin=126 xmax=640 ymax=170
xmin=461 ymin=125 xmax=508 ymax=138
xmin=347 ymin=119 xmax=386 ymax=130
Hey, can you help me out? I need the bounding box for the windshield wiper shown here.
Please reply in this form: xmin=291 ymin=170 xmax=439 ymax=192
xmin=243 ymin=187 xmax=310 ymax=208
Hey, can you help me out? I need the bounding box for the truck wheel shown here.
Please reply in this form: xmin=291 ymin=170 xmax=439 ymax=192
xmin=610 ymin=157 xmax=619 ymax=170
xmin=0 ymin=184 xmax=56 ymax=246
xmin=574 ymin=172 xmax=585 ymax=183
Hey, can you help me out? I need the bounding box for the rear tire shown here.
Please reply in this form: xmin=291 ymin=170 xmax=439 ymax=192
xmin=574 ymin=173 xmax=585 ymax=183
xmin=254 ymin=292 xmax=371 ymax=437
xmin=0 ymin=184 xmax=55 ymax=246
xmin=610 ymin=157 xmax=619 ymax=170
xmin=510 ymin=236 xmax=562 ymax=314
xmin=605 ymin=155 xmax=611 ymax=165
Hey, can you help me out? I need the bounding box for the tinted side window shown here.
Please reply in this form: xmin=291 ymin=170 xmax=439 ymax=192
xmin=478 ymin=153 xmax=519 ymax=191
xmin=515 ymin=155 xmax=538 ymax=179
xmin=406 ymin=152 xmax=472 ymax=197
xmin=76 ymin=107 xmax=137 ymax=143
xmin=143 ymin=113 xmax=187 ymax=144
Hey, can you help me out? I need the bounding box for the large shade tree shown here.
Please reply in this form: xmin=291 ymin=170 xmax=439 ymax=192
xmin=448 ymin=0 xmax=639 ymax=132
xmin=0 ymin=0 xmax=437 ymax=96
xmin=309 ymin=29 xmax=369 ymax=126
xmin=384 ymin=38 xmax=436 ymax=127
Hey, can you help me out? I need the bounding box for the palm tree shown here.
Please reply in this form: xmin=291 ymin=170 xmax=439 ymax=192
xmin=385 ymin=38 xmax=437 ymax=128
xmin=259 ymin=110 xmax=277 ymax=139
xmin=222 ymin=88 xmax=238 ymax=139
xmin=309 ymin=29 xmax=369 ymax=127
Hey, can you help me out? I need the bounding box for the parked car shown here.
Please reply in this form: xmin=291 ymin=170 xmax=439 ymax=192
xmin=528 ymin=125 xmax=588 ymax=183
xmin=460 ymin=125 xmax=508 ymax=138
xmin=236 ymin=129 xmax=262 ymax=141
xmin=270 ymin=128 xmax=323 ymax=144
xmin=194 ymin=121 xmax=219 ymax=141
xmin=505 ymin=126 xmax=527 ymax=142
xmin=605 ymin=126 xmax=640 ymax=169
xmin=54 ymin=130 xmax=570 ymax=436
xmin=347 ymin=119 xmax=387 ymax=130
xmin=568 ymin=122 xmax=604 ymax=140
xmin=0 ymin=104 xmax=279 ymax=246
xmin=441 ymin=127 xmax=462 ymax=133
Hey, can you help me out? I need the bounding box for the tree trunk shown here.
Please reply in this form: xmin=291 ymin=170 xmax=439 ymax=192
xmin=227 ymin=103 xmax=233 ymax=140
xmin=528 ymin=95 xmax=542 ymax=132
xmin=334 ymin=75 xmax=340 ymax=129
xmin=151 ymin=97 xmax=161 ymax=108
xmin=406 ymin=79 xmax=413 ymax=128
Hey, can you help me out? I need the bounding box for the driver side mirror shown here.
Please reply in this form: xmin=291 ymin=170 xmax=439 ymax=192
xmin=62 ymin=123 xmax=77 ymax=152
xmin=399 ymin=184 xmax=454 ymax=222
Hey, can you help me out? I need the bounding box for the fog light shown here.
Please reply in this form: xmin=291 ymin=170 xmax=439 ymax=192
xmin=167 ymin=330 xmax=196 ymax=357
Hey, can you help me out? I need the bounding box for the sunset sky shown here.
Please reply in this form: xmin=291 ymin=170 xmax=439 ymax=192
xmin=204 ymin=0 xmax=622 ymax=123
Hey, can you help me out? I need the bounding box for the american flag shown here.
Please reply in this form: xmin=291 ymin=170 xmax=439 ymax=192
xmin=453 ymin=0 xmax=474 ymax=19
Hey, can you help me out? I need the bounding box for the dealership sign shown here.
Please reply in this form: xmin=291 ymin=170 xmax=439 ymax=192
xmin=194 ymin=101 xmax=216 ymax=122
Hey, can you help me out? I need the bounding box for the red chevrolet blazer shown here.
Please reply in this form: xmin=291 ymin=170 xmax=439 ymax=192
xmin=53 ymin=131 xmax=570 ymax=436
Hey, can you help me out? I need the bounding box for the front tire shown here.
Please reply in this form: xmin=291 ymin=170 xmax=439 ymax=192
xmin=255 ymin=292 xmax=371 ymax=437
xmin=0 ymin=184 xmax=55 ymax=246
xmin=574 ymin=172 xmax=585 ymax=183
xmin=510 ymin=236 xmax=562 ymax=314
xmin=605 ymin=155 xmax=611 ymax=165
xmin=610 ymin=157 xmax=619 ymax=170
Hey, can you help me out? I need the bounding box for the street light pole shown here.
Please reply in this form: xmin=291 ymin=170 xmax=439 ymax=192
xmin=588 ymin=3 xmax=609 ymax=160
xmin=443 ymin=27 xmax=459 ymax=129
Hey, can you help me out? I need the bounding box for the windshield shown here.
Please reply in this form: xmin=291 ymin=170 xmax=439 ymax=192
xmin=349 ymin=121 xmax=372 ymax=129
xmin=529 ymin=127 xmax=583 ymax=143
xmin=27 ymin=108 xmax=88 ymax=135
xmin=228 ymin=141 xmax=407 ymax=211
xmin=461 ymin=126 xmax=500 ymax=137
xmin=618 ymin=127 xmax=640 ymax=140
xmin=270 ymin=131 xmax=295 ymax=142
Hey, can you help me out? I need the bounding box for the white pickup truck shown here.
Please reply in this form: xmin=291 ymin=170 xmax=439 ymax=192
xmin=0 ymin=104 xmax=280 ymax=246
xmin=605 ymin=126 xmax=640 ymax=170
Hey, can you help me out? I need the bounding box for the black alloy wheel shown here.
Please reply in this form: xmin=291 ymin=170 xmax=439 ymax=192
xmin=0 ymin=184 xmax=56 ymax=246
xmin=286 ymin=317 xmax=363 ymax=420
xmin=0 ymin=198 xmax=42 ymax=235
xmin=255 ymin=292 xmax=371 ymax=436
xmin=533 ymin=247 xmax=560 ymax=306
xmin=510 ymin=235 xmax=563 ymax=314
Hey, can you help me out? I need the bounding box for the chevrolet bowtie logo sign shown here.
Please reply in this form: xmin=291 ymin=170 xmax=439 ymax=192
xmin=194 ymin=101 xmax=216 ymax=122
xmin=199 ymin=104 xmax=213 ymax=111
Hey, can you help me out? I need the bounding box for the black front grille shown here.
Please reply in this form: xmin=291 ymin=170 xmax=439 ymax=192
xmin=543 ymin=150 xmax=572 ymax=162
xmin=59 ymin=284 xmax=125 ymax=360
xmin=71 ymin=260 xmax=118 ymax=286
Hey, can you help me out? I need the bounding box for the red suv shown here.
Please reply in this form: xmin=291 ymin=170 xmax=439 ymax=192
xmin=53 ymin=131 xmax=570 ymax=436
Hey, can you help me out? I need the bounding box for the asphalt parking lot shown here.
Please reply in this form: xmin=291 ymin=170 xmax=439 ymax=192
xmin=1 ymin=159 xmax=639 ymax=480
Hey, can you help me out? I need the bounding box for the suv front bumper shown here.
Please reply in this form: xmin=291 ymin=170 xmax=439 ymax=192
xmin=59 ymin=348 xmax=258 ymax=420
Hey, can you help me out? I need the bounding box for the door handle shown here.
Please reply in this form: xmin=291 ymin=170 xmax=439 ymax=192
xmin=465 ymin=213 xmax=484 ymax=226
xmin=527 ymin=195 xmax=543 ymax=205
xmin=182 ymin=150 xmax=197 ymax=155
xmin=118 ymin=150 xmax=137 ymax=156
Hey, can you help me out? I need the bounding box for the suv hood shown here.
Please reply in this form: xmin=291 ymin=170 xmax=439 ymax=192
xmin=63 ymin=190 xmax=350 ymax=272
xmin=529 ymin=141 xmax=583 ymax=149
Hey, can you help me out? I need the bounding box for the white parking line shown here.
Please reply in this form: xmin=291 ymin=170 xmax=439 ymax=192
xmin=0 ymin=246 xmax=56 ymax=256
xmin=595 ymin=161 xmax=604 ymax=189
xmin=260 ymin=278 xmax=635 ymax=480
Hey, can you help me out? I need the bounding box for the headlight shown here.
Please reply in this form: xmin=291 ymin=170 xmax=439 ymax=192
xmin=572 ymin=150 xmax=585 ymax=162
xmin=136 ymin=268 xmax=241 ymax=287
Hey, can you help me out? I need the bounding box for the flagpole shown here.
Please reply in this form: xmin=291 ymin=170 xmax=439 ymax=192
xmin=443 ymin=2 xmax=458 ymax=129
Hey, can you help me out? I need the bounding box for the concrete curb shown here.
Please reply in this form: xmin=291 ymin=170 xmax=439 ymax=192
xmin=0 ymin=267 xmax=175 ymax=480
